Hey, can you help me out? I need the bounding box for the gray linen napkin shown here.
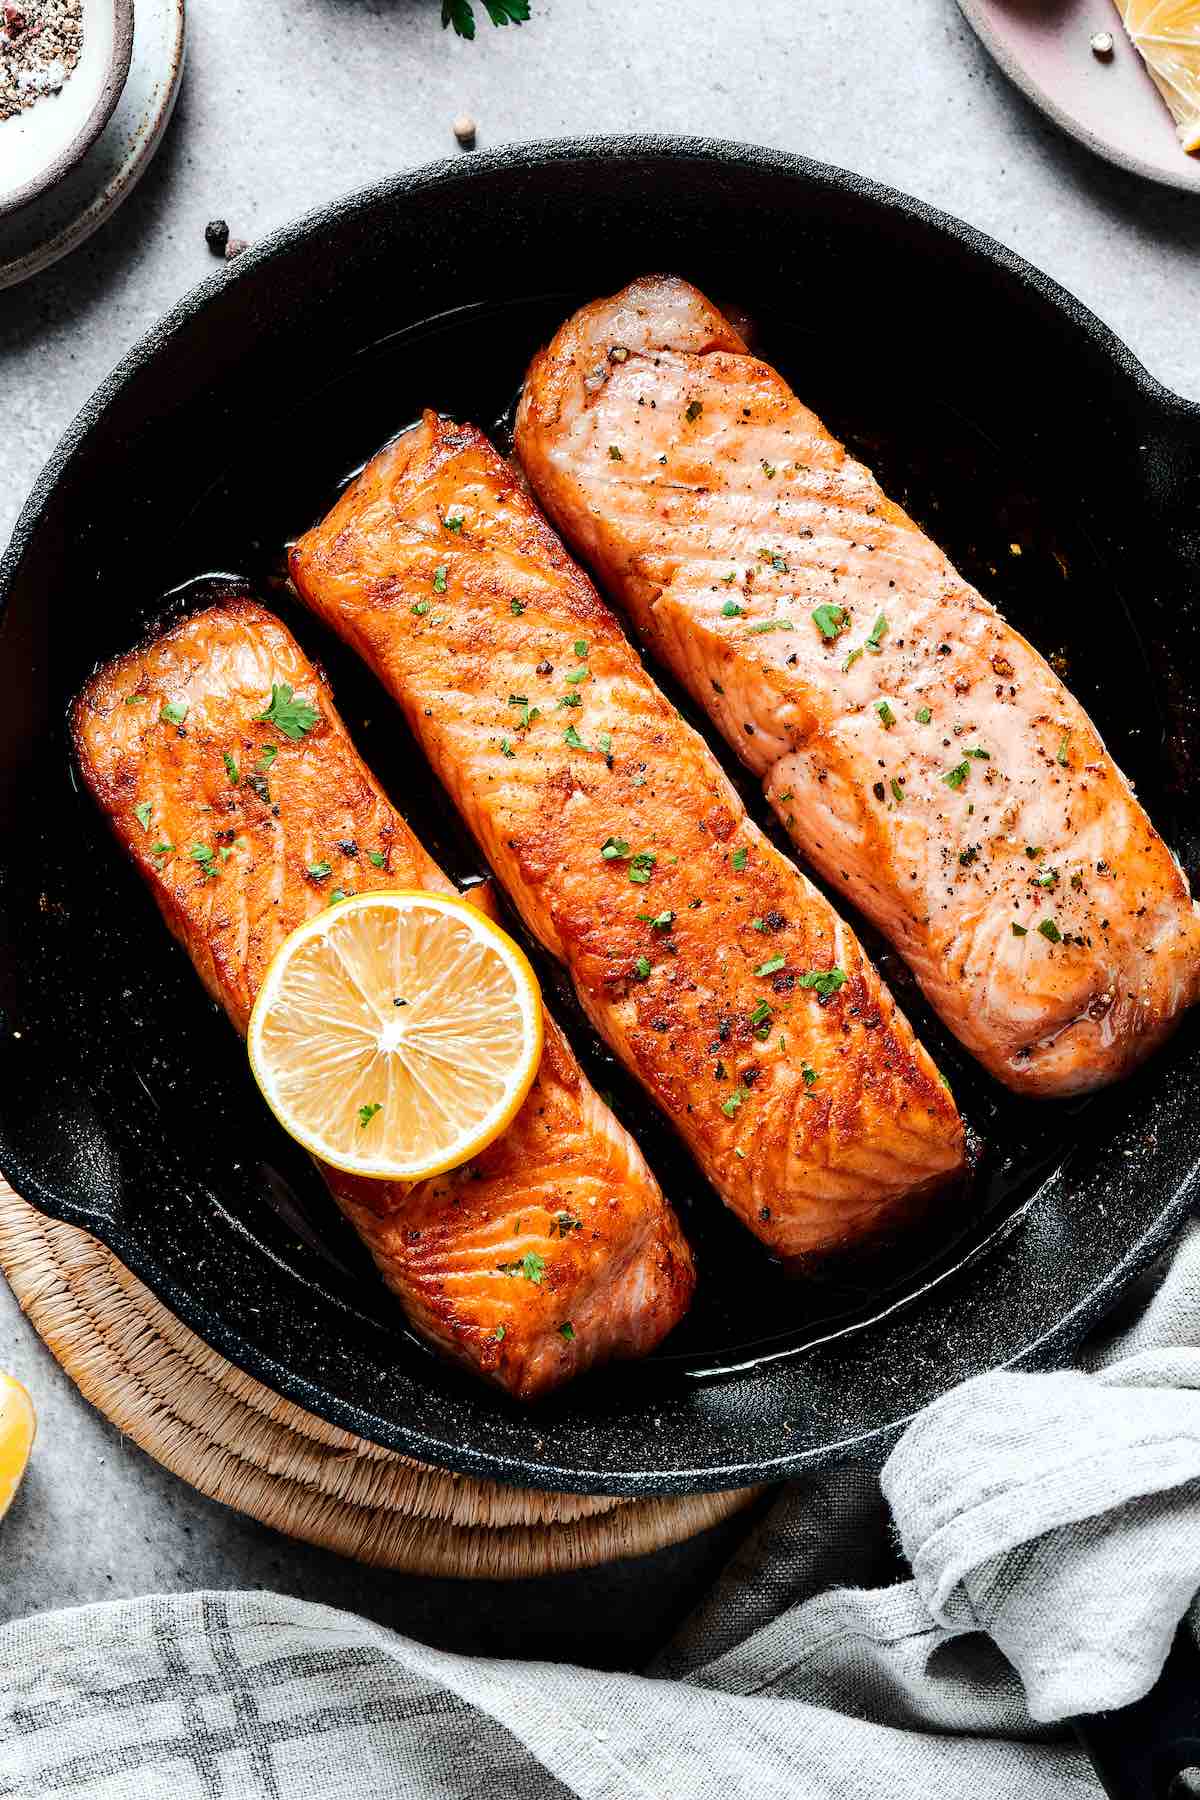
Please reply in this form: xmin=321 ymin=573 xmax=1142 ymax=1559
xmin=3 ymin=1219 xmax=1200 ymax=1800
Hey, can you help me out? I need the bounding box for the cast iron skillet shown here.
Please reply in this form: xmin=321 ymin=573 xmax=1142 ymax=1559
xmin=1 ymin=139 xmax=1198 ymax=1506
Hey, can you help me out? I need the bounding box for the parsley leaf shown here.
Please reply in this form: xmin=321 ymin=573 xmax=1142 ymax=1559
xmin=1011 ymin=922 xmax=1028 ymax=936
xmin=797 ymin=966 xmax=847 ymax=996
xmin=601 ymin=837 xmax=630 ymax=860
xmin=867 ymin=613 xmax=888 ymax=651
xmin=608 ymin=445 xmax=623 ymax=461
xmin=500 ymin=738 xmax=516 ymax=758
xmin=559 ymin=1320 xmax=576 ymax=1341
xmin=628 ymin=850 xmax=656 ymax=885
xmin=747 ymin=618 xmax=794 ymax=634
xmin=721 ymin=600 xmax=745 ymax=618
xmin=1057 ymin=733 xmax=1071 ymax=767
xmin=134 ymin=801 xmax=152 ymax=832
xmin=685 ymin=399 xmax=703 ymax=422
xmin=223 ymin=751 xmax=240 ymax=787
xmin=432 ymin=565 xmax=448 ymax=593
xmin=511 ymin=599 xmax=526 ymax=616
xmin=442 ymin=0 xmax=530 ymax=39
xmin=876 ymin=700 xmax=896 ymax=728
xmin=161 ymin=701 xmax=188 ymax=726
xmin=916 ymin=706 xmax=932 ymax=724
xmin=256 ymin=683 xmax=319 ymax=741
xmin=497 ymin=1250 xmax=546 ymax=1284
xmin=721 ymin=1086 xmax=750 ymax=1117
xmin=563 ymin=724 xmax=588 ymax=750
xmin=444 ymin=513 xmax=464 ymax=533
xmin=755 ymin=954 xmax=786 ymax=977
xmin=812 ymin=603 xmax=847 ymax=640
xmin=731 ymin=846 xmax=748 ymax=872
xmin=358 ymin=1102 xmax=382 ymax=1129
xmin=1038 ymin=918 xmax=1062 ymax=943
xmin=633 ymin=955 xmax=652 ymax=980
xmin=368 ymin=850 xmax=387 ymax=868
xmin=943 ymin=762 xmax=970 ymax=790
xmin=307 ymin=862 xmax=332 ymax=881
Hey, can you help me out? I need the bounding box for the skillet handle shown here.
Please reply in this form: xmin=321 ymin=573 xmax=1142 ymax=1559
xmin=1073 ymin=1622 xmax=1200 ymax=1800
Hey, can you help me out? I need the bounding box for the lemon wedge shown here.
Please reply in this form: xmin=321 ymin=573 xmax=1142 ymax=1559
xmin=0 ymin=1373 xmax=35 ymax=1519
xmin=1116 ymin=0 xmax=1200 ymax=153
xmin=248 ymin=890 xmax=543 ymax=1180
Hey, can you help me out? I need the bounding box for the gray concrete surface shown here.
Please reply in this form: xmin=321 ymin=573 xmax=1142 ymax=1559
xmin=1 ymin=0 xmax=1197 ymax=1657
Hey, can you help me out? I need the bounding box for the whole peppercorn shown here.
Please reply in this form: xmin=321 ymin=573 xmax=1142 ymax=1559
xmin=453 ymin=113 xmax=477 ymax=149
xmin=204 ymin=219 xmax=230 ymax=255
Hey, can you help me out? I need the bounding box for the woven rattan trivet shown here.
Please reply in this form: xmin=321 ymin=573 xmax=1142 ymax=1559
xmin=0 ymin=1182 xmax=760 ymax=1576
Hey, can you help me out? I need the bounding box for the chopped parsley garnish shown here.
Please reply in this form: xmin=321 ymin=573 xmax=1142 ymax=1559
xmin=574 ymin=640 xmax=589 ymax=658
xmin=189 ymin=843 xmax=217 ymax=879
xmin=843 ymin=646 xmax=864 ymax=672
xmin=628 ymin=850 xmax=656 ymax=884
xmin=1024 ymin=845 xmax=1043 ymax=859
xmin=564 ymin=666 xmax=588 ymax=683
xmin=721 ymin=1086 xmax=750 ymax=1118
xmin=749 ymin=999 xmax=771 ymax=1026
xmin=134 ymin=801 xmax=152 ymax=832
xmin=1057 ymin=733 xmax=1071 ymax=767
xmin=432 ymin=565 xmax=448 ymax=593
xmin=633 ymin=955 xmax=652 ymax=980
xmin=685 ymin=399 xmax=703 ymax=422
xmin=1011 ymin=922 xmax=1028 ymax=937
xmin=223 ymin=751 xmax=240 ymax=787
xmin=508 ymin=695 xmax=539 ymax=730
xmin=1038 ymin=918 xmax=1062 ymax=943
xmin=876 ymin=700 xmax=896 ymax=728
xmin=150 ymin=842 xmax=174 ymax=858
xmin=493 ymin=1325 xmax=506 ymax=1342
xmin=500 ymin=737 xmax=516 ymax=758
xmin=602 ymin=837 xmax=631 ymax=860
xmin=867 ymin=614 xmax=888 ymax=651
xmin=563 ymin=724 xmax=588 ymax=750
xmin=762 ymin=461 xmax=776 ymax=478
xmin=510 ymin=599 xmax=526 ymax=616
xmin=497 ymin=1251 xmax=546 ymax=1284
xmin=608 ymin=445 xmax=623 ymax=461
xmin=943 ymin=762 xmax=970 ymax=790
xmin=256 ymin=683 xmax=319 ymax=740
xmin=797 ymin=966 xmax=847 ymax=996
xmin=123 ymin=693 xmax=146 ymax=705
xmin=731 ymin=846 xmax=748 ymax=872
xmin=890 ymin=779 xmax=904 ymax=804
xmin=328 ymin=889 xmax=351 ymax=905
xmin=959 ymin=845 xmax=979 ymax=867
xmin=755 ymin=954 xmax=786 ymax=977
xmin=638 ymin=909 xmax=675 ymax=931
xmin=161 ymin=701 xmax=188 ymax=726
xmin=966 ymin=746 xmax=990 ymax=760
xmin=557 ymin=692 xmax=581 ymax=709
xmin=411 ymin=600 xmax=430 ymax=616
xmin=368 ymin=850 xmax=387 ymax=868
xmin=812 ymin=603 xmax=847 ymax=640
xmin=801 ymin=1062 xmax=819 ymax=1088
xmin=721 ymin=600 xmax=745 ymax=618
xmin=916 ymin=706 xmax=932 ymax=725
xmin=559 ymin=1321 xmax=576 ymax=1341
xmin=258 ymin=744 xmax=278 ymax=771
xmin=307 ymin=862 xmax=332 ymax=881
xmin=631 ymin=772 xmax=647 ymax=787
xmin=747 ymin=618 xmax=794 ymax=634
xmin=358 ymin=1102 xmax=382 ymax=1128
xmin=759 ymin=550 xmax=789 ymax=574
xmin=1034 ymin=868 xmax=1059 ymax=888
xmin=444 ymin=513 xmax=464 ymax=533
xmin=598 ymin=731 xmax=612 ymax=756
xmin=549 ymin=1212 xmax=582 ymax=1238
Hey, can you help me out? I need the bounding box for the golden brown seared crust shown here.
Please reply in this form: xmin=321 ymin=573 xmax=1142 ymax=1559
xmin=71 ymin=597 xmax=693 ymax=1400
xmin=290 ymin=415 xmax=965 ymax=1258
xmin=514 ymin=274 xmax=1200 ymax=1096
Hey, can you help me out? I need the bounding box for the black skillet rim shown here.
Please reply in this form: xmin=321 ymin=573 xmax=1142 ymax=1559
xmin=1 ymin=136 xmax=1198 ymax=1496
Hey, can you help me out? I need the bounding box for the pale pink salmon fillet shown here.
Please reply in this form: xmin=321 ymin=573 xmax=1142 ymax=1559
xmin=515 ymin=274 xmax=1200 ymax=1096
xmin=71 ymin=598 xmax=694 ymax=1400
xmin=289 ymin=414 xmax=965 ymax=1259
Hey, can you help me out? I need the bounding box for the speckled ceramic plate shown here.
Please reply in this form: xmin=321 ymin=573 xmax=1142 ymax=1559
xmin=959 ymin=0 xmax=1200 ymax=192
xmin=0 ymin=0 xmax=184 ymax=289
xmin=1 ymin=140 xmax=1198 ymax=1495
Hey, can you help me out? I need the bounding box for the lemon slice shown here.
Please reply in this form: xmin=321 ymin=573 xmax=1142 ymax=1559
xmin=1117 ymin=0 xmax=1200 ymax=152
xmin=0 ymin=1373 xmax=35 ymax=1519
xmin=248 ymin=890 xmax=543 ymax=1180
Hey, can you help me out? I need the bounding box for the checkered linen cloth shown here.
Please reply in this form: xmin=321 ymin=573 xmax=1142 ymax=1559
xmin=3 ymin=1220 xmax=1200 ymax=1799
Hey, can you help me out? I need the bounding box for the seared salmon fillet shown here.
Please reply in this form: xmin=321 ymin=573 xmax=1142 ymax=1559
xmin=71 ymin=598 xmax=693 ymax=1400
xmin=289 ymin=415 xmax=964 ymax=1258
xmin=515 ymin=275 xmax=1200 ymax=1096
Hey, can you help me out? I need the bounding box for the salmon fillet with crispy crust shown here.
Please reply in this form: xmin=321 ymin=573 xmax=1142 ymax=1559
xmin=71 ymin=598 xmax=694 ymax=1400
xmin=514 ymin=274 xmax=1200 ymax=1097
xmin=289 ymin=415 xmax=964 ymax=1259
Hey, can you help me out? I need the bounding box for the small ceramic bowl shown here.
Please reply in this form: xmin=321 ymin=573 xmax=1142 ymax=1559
xmin=0 ymin=0 xmax=134 ymax=220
